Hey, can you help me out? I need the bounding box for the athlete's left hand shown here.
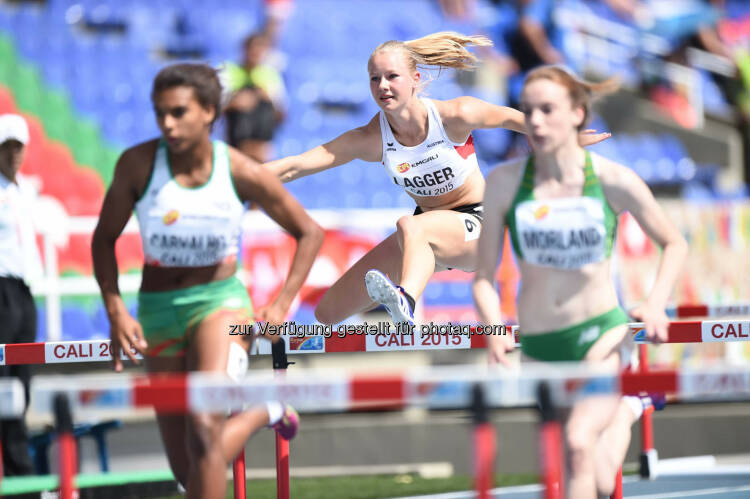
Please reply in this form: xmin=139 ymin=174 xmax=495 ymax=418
xmin=629 ymin=303 xmax=669 ymax=344
xmin=578 ymin=129 xmax=612 ymax=147
xmin=255 ymin=302 xmax=288 ymax=327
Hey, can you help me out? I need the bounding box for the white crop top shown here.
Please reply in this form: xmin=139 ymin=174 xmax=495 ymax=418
xmin=134 ymin=140 xmax=245 ymax=267
xmin=380 ymin=98 xmax=479 ymax=197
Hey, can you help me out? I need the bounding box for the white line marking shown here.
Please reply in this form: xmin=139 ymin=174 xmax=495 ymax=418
xmin=628 ymin=484 xmax=750 ymax=498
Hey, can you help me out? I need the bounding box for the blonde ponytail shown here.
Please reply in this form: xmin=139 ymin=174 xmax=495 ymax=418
xmin=372 ymin=31 xmax=492 ymax=73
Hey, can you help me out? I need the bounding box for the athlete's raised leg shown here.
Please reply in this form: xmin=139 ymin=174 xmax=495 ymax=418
xmin=315 ymin=233 xmax=402 ymax=324
xmin=395 ymin=210 xmax=480 ymax=297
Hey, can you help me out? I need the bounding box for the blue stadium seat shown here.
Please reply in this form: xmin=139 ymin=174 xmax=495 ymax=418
xmin=62 ymin=306 xmax=97 ymax=341
xmin=35 ymin=305 xmax=47 ymax=343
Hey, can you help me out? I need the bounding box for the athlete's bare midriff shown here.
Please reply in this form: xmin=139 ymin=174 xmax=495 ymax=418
xmin=140 ymin=261 xmax=237 ymax=292
xmin=516 ymin=258 xmax=620 ymax=334
xmin=408 ymin=167 xmax=485 ymax=211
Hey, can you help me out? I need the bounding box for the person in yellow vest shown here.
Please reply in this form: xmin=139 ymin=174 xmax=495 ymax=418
xmin=473 ymin=66 xmax=687 ymax=498
xmin=92 ymin=63 xmax=322 ymax=499
xmin=220 ymin=32 xmax=287 ymax=163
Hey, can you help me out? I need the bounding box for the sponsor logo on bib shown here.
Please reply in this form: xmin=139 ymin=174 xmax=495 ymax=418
xmin=534 ymin=205 xmax=549 ymax=220
xmin=163 ymin=209 xmax=179 ymax=225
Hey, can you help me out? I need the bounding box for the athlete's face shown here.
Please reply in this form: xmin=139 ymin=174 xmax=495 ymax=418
xmin=153 ymin=85 xmax=215 ymax=153
xmin=520 ymin=79 xmax=584 ymax=154
xmin=368 ymin=50 xmax=419 ymax=111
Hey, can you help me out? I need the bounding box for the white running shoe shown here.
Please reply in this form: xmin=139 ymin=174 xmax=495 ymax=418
xmin=365 ymin=269 xmax=414 ymax=325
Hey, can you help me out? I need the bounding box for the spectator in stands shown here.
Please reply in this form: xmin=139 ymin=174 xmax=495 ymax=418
xmin=632 ymin=0 xmax=741 ymax=127
xmin=220 ymin=32 xmax=287 ymax=163
xmin=0 ymin=114 xmax=42 ymax=476
xmin=92 ymin=63 xmax=322 ymax=498
xmin=510 ymin=0 xmax=564 ymax=73
xmin=436 ymin=0 xmax=476 ymax=20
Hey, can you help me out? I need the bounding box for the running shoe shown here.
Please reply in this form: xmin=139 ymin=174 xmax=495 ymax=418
xmin=271 ymin=404 xmax=299 ymax=440
xmin=649 ymin=393 xmax=667 ymax=411
xmin=364 ymin=269 xmax=414 ymax=325
xmin=641 ymin=393 xmax=667 ymax=416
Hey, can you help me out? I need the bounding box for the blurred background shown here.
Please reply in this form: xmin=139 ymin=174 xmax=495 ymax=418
xmin=0 ymin=0 xmax=749 ymax=364
xmin=2 ymin=0 xmax=750 ymax=492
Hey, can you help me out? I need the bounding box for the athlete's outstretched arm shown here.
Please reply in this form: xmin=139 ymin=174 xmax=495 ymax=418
xmin=473 ymin=163 xmax=520 ymax=366
xmin=232 ymin=150 xmax=324 ymax=324
xmin=264 ymin=116 xmax=382 ymax=183
xmin=92 ymin=147 xmax=150 ymax=370
xmin=437 ymin=96 xmax=611 ymax=147
xmin=600 ymin=157 xmax=688 ymax=343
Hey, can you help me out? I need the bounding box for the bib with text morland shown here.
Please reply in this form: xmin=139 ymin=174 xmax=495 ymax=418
xmin=515 ymin=196 xmax=608 ymax=270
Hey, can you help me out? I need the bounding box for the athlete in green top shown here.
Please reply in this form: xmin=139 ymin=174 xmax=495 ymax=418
xmin=473 ymin=66 xmax=687 ymax=498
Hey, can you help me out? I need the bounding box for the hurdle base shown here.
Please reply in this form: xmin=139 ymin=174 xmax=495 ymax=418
xmin=639 ymin=449 xmax=659 ymax=480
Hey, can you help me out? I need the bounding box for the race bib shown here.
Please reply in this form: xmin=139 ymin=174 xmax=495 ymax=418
xmin=515 ymin=197 xmax=607 ymax=269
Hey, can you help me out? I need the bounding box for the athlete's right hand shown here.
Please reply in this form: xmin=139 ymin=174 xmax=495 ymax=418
xmin=487 ymin=330 xmax=515 ymax=367
xmin=109 ymin=313 xmax=147 ymax=372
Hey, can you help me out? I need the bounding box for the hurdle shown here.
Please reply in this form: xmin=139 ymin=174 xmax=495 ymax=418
xmin=4 ymin=317 xmax=750 ymax=497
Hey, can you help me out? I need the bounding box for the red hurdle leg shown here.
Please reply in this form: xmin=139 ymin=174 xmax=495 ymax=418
xmin=538 ymin=382 xmax=564 ymax=499
xmin=610 ymin=467 xmax=623 ymax=499
xmin=638 ymin=344 xmax=658 ymax=478
xmin=275 ymin=433 xmax=290 ymax=499
xmin=540 ymin=421 xmax=564 ymax=499
xmin=54 ymin=394 xmax=77 ymax=499
xmin=272 ymin=340 xmax=292 ymax=499
xmin=233 ymin=448 xmax=246 ymax=498
xmin=473 ymin=423 xmax=497 ymax=499
xmin=471 ymin=384 xmax=496 ymax=499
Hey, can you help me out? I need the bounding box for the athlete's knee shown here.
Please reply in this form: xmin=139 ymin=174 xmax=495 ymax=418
xmin=186 ymin=413 xmax=223 ymax=460
xmin=396 ymin=215 xmax=423 ymax=240
xmin=596 ymin=471 xmax=617 ymax=496
xmin=566 ymin=426 xmax=596 ymax=475
xmin=314 ymin=298 xmax=337 ymax=325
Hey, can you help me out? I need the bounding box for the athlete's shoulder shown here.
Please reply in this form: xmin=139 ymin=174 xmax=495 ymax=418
xmin=226 ymin=142 xmax=266 ymax=183
xmin=486 ymin=155 xmax=527 ymax=186
xmin=425 ymin=99 xmax=460 ymax=120
xmin=226 ymin=142 xmax=252 ymax=168
xmin=591 ymin=151 xmax=653 ymax=214
xmin=118 ymin=138 xmax=159 ymax=166
xmin=482 ymin=155 xmax=528 ymax=216
xmin=590 ymin=151 xmax=638 ymax=187
xmin=433 ymin=95 xmax=488 ymax=117
xmin=115 ymin=139 xmax=159 ymax=184
xmin=110 ymin=139 xmax=159 ymax=199
xmin=359 ymin=112 xmax=382 ymax=135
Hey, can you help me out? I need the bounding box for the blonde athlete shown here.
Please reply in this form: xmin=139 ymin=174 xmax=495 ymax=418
xmin=266 ymin=32 xmax=609 ymax=326
xmin=92 ymin=63 xmax=323 ymax=499
xmin=473 ymin=66 xmax=687 ymax=498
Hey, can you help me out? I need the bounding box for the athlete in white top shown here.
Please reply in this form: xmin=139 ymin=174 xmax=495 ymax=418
xmin=265 ymin=31 xmax=610 ymax=325
xmin=92 ymin=63 xmax=323 ymax=499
